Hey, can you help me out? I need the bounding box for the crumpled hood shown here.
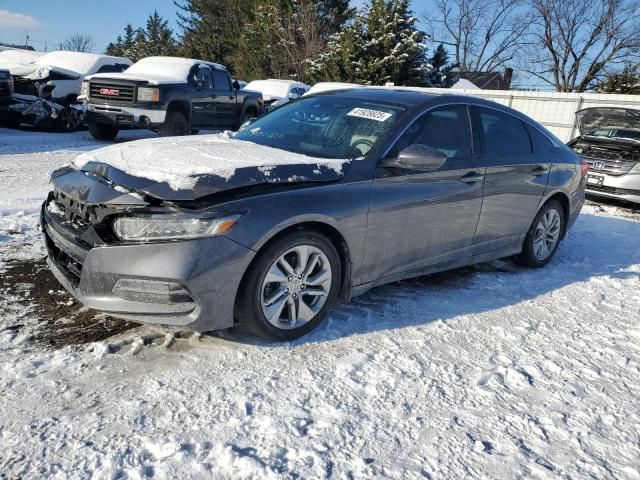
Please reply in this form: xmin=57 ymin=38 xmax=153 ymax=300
xmin=576 ymin=107 xmax=640 ymax=135
xmin=72 ymin=133 xmax=350 ymax=201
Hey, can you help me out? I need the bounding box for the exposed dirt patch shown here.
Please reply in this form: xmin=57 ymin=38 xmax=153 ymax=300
xmin=0 ymin=257 xmax=135 ymax=348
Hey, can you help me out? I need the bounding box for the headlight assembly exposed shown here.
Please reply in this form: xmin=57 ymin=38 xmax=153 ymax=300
xmin=113 ymin=214 xmax=241 ymax=241
xmin=137 ymin=87 xmax=160 ymax=102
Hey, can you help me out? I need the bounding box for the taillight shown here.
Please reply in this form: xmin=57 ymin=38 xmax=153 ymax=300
xmin=581 ymin=160 xmax=589 ymax=176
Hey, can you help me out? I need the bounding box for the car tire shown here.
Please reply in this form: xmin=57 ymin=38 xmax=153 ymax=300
xmin=88 ymin=122 xmax=119 ymax=140
xmin=159 ymin=110 xmax=189 ymax=137
xmin=191 ymin=129 xmax=200 ymax=135
xmin=234 ymin=110 xmax=252 ymax=131
xmin=515 ymin=199 xmax=565 ymax=268
xmin=236 ymin=231 xmax=341 ymax=340
xmin=56 ymin=107 xmax=80 ymax=132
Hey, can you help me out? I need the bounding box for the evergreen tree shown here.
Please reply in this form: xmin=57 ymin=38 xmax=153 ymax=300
xmin=139 ymin=11 xmax=177 ymax=57
xmin=309 ymin=0 xmax=431 ymax=86
xmin=176 ymin=0 xmax=254 ymax=66
xmin=105 ymin=13 xmax=177 ymax=62
xmin=597 ymin=64 xmax=640 ymax=95
xmin=424 ymin=44 xmax=459 ymax=87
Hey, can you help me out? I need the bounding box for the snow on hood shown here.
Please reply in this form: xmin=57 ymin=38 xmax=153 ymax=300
xmin=72 ymin=133 xmax=350 ymax=201
xmin=577 ymin=108 xmax=640 ymax=136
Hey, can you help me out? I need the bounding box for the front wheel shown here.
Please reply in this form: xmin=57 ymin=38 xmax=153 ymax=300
xmin=88 ymin=122 xmax=119 ymax=140
xmin=236 ymin=231 xmax=341 ymax=340
xmin=515 ymin=200 xmax=564 ymax=268
xmin=159 ymin=110 xmax=189 ymax=137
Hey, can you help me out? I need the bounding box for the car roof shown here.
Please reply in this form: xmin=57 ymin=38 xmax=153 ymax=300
xmin=313 ymin=87 xmax=437 ymax=108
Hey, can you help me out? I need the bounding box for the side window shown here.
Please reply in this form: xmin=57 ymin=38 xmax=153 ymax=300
xmin=526 ymin=123 xmax=554 ymax=154
xmin=476 ymin=106 xmax=532 ymax=156
xmin=196 ymin=65 xmax=213 ymax=90
xmin=212 ymin=69 xmax=231 ymax=91
xmin=388 ymin=104 xmax=472 ymax=161
xmin=96 ymin=64 xmax=123 ymax=74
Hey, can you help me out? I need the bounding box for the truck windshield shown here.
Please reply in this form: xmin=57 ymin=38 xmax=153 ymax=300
xmin=233 ymin=96 xmax=405 ymax=159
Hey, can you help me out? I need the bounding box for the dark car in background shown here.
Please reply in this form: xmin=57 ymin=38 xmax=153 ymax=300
xmin=568 ymin=107 xmax=640 ymax=207
xmin=41 ymin=89 xmax=586 ymax=339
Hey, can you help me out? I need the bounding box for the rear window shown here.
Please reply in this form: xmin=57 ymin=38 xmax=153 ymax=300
xmin=526 ymin=124 xmax=554 ymax=153
xmin=476 ymin=106 xmax=532 ymax=156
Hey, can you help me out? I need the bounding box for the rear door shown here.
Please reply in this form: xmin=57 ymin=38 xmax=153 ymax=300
xmin=363 ymin=104 xmax=485 ymax=283
xmin=470 ymin=105 xmax=550 ymax=253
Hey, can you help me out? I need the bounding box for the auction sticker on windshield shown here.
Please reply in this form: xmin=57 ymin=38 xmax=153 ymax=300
xmin=347 ymin=108 xmax=393 ymax=122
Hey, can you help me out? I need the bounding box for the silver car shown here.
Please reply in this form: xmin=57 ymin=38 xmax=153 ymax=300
xmin=568 ymin=107 xmax=640 ymax=206
xmin=42 ymin=89 xmax=586 ymax=339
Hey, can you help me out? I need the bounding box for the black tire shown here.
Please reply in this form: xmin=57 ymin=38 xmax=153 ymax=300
xmin=159 ymin=110 xmax=189 ymax=137
xmin=191 ymin=129 xmax=200 ymax=135
xmin=235 ymin=231 xmax=342 ymax=340
xmin=515 ymin=199 xmax=565 ymax=268
xmin=55 ymin=107 xmax=80 ymax=132
xmin=234 ymin=110 xmax=252 ymax=131
xmin=88 ymin=122 xmax=119 ymax=141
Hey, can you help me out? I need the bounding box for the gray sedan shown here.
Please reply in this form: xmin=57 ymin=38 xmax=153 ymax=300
xmin=42 ymin=89 xmax=586 ymax=339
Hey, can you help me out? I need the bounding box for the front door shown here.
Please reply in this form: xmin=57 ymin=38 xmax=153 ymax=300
xmin=191 ymin=65 xmax=217 ymax=127
xmin=363 ymin=104 xmax=485 ymax=283
xmin=470 ymin=105 xmax=550 ymax=253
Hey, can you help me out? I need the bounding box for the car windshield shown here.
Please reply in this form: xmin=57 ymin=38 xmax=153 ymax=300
xmin=586 ymin=128 xmax=640 ymax=141
xmin=233 ymin=96 xmax=405 ymax=159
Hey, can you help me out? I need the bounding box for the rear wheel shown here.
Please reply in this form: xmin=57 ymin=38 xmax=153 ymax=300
xmin=234 ymin=110 xmax=252 ymax=131
xmin=88 ymin=122 xmax=119 ymax=140
xmin=515 ymin=200 xmax=564 ymax=268
xmin=236 ymin=231 xmax=341 ymax=340
xmin=159 ymin=110 xmax=189 ymax=137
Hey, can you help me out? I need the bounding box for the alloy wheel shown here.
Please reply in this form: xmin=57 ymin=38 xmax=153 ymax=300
xmin=260 ymin=245 xmax=332 ymax=330
xmin=533 ymin=208 xmax=561 ymax=261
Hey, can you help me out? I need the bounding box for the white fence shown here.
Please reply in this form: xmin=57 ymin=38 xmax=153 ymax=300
xmin=422 ymin=88 xmax=640 ymax=142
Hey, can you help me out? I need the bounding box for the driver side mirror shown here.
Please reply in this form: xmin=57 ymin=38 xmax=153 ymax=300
xmin=380 ymin=144 xmax=448 ymax=171
xmin=233 ymin=79 xmax=241 ymax=91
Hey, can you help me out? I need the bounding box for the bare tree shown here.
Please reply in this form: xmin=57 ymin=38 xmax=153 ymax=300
xmin=57 ymin=33 xmax=95 ymax=53
xmin=525 ymin=0 xmax=640 ymax=92
xmin=279 ymin=0 xmax=326 ymax=82
xmin=422 ymin=0 xmax=530 ymax=72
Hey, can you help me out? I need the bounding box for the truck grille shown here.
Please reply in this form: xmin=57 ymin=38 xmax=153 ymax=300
xmin=582 ymin=156 xmax=637 ymax=176
xmin=0 ymin=81 xmax=12 ymax=100
xmin=89 ymin=82 xmax=135 ymax=104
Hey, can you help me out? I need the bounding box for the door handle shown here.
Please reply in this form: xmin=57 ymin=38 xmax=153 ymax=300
xmin=460 ymin=172 xmax=484 ymax=183
xmin=532 ymin=166 xmax=550 ymax=176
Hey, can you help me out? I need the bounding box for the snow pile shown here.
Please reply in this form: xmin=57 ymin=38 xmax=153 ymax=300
xmin=72 ymin=132 xmax=350 ymax=191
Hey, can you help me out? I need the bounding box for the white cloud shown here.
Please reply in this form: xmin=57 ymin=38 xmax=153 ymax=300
xmin=0 ymin=9 xmax=40 ymax=31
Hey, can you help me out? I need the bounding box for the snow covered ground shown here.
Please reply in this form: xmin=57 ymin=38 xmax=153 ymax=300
xmin=1 ymin=127 xmax=639 ymax=479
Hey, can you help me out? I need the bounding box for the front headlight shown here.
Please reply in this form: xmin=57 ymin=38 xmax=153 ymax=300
xmin=80 ymin=81 xmax=89 ymax=97
xmin=113 ymin=214 xmax=241 ymax=242
xmin=137 ymin=87 xmax=160 ymax=102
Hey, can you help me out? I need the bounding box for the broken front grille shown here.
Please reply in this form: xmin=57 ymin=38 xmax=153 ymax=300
xmin=89 ymin=82 xmax=135 ymax=104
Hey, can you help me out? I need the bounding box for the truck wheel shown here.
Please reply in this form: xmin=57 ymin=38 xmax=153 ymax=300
xmin=88 ymin=122 xmax=119 ymax=141
xmin=160 ymin=111 xmax=189 ymax=137
xmin=234 ymin=110 xmax=252 ymax=131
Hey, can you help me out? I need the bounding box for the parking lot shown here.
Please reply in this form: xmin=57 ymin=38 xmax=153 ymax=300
xmin=1 ymin=126 xmax=639 ymax=478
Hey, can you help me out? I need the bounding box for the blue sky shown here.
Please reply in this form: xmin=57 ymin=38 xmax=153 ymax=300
xmin=0 ymin=1 xmax=182 ymax=52
xmin=0 ymin=1 xmax=433 ymax=53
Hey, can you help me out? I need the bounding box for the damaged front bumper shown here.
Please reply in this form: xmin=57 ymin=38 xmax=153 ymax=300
xmin=41 ymin=170 xmax=256 ymax=331
xmin=86 ymin=103 xmax=166 ymax=128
